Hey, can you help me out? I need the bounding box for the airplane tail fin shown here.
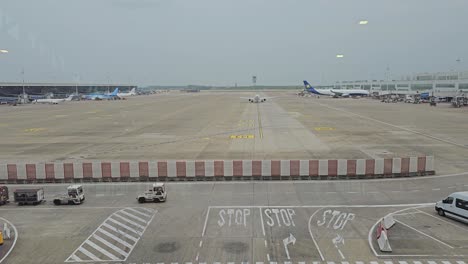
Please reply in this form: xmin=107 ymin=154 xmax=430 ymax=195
xmin=111 ymin=88 xmax=119 ymax=95
xmin=303 ymin=80 xmax=318 ymax=93
xmin=130 ymin=88 xmax=136 ymax=94
xmin=65 ymin=95 xmax=74 ymax=101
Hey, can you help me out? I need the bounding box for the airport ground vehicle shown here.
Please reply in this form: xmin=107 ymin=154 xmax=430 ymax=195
xmin=14 ymin=188 xmax=45 ymax=205
xmin=435 ymin=192 xmax=468 ymax=223
xmin=53 ymin=185 xmax=85 ymax=205
xmin=137 ymin=183 xmax=167 ymax=203
xmin=0 ymin=186 xmax=8 ymax=205
xmin=452 ymin=96 xmax=467 ymax=108
xmin=405 ymin=95 xmax=414 ymax=103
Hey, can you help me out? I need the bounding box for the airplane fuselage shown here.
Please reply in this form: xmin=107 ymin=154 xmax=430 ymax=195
xmin=249 ymin=94 xmax=266 ymax=103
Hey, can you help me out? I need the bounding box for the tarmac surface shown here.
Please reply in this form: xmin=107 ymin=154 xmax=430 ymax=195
xmin=1 ymin=91 xmax=468 ymax=263
xmin=0 ymin=91 xmax=467 ymax=174
xmin=0 ymin=174 xmax=468 ymax=264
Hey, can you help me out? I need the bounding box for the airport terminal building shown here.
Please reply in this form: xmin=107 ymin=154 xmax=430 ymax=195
xmin=0 ymin=82 xmax=137 ymax=96
xmin=316 ymin=70 xmax=468 ymax=98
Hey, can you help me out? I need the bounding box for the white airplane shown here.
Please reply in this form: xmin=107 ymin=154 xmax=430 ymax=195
xmin=117 ymin=88 xmax=137 ymax=98
xmin=34 ymin=95 xmax=74 ymax=104
xmin=241 ymin=94 xmax=274 ymax=103
xmin=303 ymin=80 xmax=369 ymax=97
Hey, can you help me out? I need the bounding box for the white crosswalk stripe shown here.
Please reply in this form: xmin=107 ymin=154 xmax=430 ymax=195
xmin=64 ymin=207 xmax=156 ymax=262
xmin=139 ymin=207 xmax=156 ymax=214
xmin=101 ymin=222 xmax=139 ymax=242
xmin=113 ymin=212 xmax=146 ymax=229
xmin=92 ymin=233 xmax=129 ymax=257
xmin=84 ymin=240 xmax=120 ymax=261
xmin=67 ymin=254 xmax=81 ymax=262
xmin=119 ymin=209 xmax=148 ymax=223
xmin=97 ymin=227 xmax=134 ymax=248
xmin=125 ymin=207 xmax=153 ymax=218
xmin=77 ymin=247 xmax=100 ymax=261
xmin=107 ymin=217 xmax=142 ymax=236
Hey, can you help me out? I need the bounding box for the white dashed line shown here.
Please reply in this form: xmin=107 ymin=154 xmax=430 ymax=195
xmin=432 ymin=188 xmax=441 ymax=191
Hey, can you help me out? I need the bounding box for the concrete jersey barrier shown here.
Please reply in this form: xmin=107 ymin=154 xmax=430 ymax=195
xmin=0 ymin=156 xmax=435 ymax=183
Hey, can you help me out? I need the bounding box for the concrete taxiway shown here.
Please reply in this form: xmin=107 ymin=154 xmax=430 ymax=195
xmin=0 ymin=91 xmax=467 ymax=175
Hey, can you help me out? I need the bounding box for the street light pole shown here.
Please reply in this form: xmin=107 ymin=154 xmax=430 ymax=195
xmin=456 ymin=58 xmax=461 ymax=80
xmin=22 ymin=68 xmax=26 ymax=103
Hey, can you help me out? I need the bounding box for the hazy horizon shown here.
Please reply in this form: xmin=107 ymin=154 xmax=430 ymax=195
xmin=1 ymin=0 xmax=467 ymax=86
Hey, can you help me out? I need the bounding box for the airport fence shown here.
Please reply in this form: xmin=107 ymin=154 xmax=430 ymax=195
xmin=0 ymin=156 xmax=435 ymax=183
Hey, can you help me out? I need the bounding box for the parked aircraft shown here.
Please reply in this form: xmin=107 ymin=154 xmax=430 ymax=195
xmin=303 ymin=80 xmax=369 ymax=97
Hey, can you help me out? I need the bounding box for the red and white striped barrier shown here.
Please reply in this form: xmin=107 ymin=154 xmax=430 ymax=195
xmin=0 ymin=156 xmax=434 ymax=183
xmin=376 ymin=220 xmax=392 ymax=252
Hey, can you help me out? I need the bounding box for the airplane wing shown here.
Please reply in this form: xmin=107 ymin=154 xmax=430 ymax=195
xmin=330 ymin=91 xmax=348 ymax=97
xmin=240 ymin=97 xmax=252 ymax=99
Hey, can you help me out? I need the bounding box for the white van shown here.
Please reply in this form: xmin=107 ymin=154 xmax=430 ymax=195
xmin=435 ymin=192 xmax=468 ymax=223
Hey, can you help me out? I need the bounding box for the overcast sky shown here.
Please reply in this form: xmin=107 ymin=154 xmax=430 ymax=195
xmin=0 ymin=0 xmax=467 ymax=86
